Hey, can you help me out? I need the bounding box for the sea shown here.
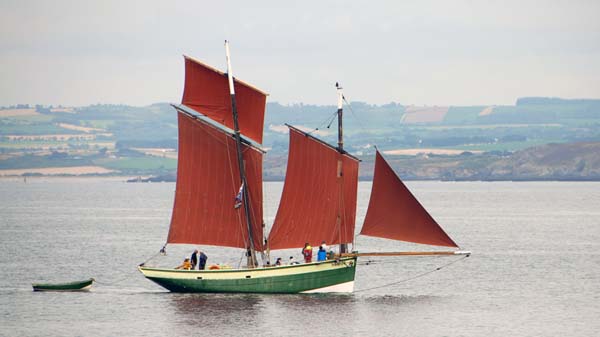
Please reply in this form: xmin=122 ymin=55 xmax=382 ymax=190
xmin=1 ymin=178 xmax=599 ymax=337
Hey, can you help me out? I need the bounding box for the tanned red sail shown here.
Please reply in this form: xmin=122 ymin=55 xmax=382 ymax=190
xmin=360 ymin=151 xmax=458 ymax=248
xmin=181 ymin=56 xmax=267 ymax=144
xmin=268 ymin=127 xmax=359 ymax=250
xmin=167 ymin=112 xmax=263 ymax=250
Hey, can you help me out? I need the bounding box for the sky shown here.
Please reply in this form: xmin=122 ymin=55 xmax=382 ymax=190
xmin=1 ymin=0 xmax=599 ymax=107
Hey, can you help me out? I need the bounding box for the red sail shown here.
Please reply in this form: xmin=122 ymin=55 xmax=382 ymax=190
xmin=181 ymin=56 xmax=267 ymax=144
xmin=360 ymin=151 xmax=458 ymax=248
xmin=268 ymin=127 xmax=359 ymax=250
xmin=167 ymin=112 xmax=264 ymax=250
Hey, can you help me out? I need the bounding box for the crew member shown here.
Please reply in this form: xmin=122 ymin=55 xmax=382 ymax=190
xmin=190 ymin=249 xmax=199 ymax=269
xmin=198 ymin=251 xmax=208 ymax=270
xmin=175 ymin=258 xmax=192 ymax=270
xmin=302 ymin=243 xmax=313 ymax=263
xmin=317 ymin=245 xmax=327 ymax=261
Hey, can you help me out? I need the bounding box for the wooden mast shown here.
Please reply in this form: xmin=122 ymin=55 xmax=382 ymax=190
xmin=225 ymin=40 xmax=257 ymax=268
xmin=336 ymin=82 xmax=344 ymax=152
xmin=336 ymin=82 xmax=349 ymax=254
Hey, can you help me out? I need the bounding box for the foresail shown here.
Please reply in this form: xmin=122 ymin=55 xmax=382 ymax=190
xmin=167 ymin=111 xmax=264 ymax=250
xmin=268 ymin=126 xmax=359 ymax=250
xmin=181 ymin=55 xmax=267 ymax=144
xmin=360 ymin=151 xmax=459 ymax=248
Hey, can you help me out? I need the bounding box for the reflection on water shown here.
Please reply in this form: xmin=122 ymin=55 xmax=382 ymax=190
xmin=170 ymin=293 xmax=263 ymax=317
xmin=270 ymin=293 xmax=357 ymax=309
xmin=362 ymin=294 xmax=441 ymax=306
xmin=168 ymin=293 xmax=357 ymax=319
xmin=167 ymin=292 xmax=362 ymax=334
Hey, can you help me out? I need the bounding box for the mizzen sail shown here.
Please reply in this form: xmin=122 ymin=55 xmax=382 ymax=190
xmin=360 ymin=151 xmax=459 ymax=248
xmin=167 ymin=111 xmax=264 ymax=250
xmin=181 ymin=56 xmax=267 ymax=144
xmin=268 ymin=126 xmax=359 ymax=250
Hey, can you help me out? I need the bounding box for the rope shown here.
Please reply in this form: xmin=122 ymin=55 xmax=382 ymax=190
xmin=92 ymin=267 xmax=141 ymax=287
xmin=140 ymin=245 xmax=166 ymax=266
xmin=237 ymin=252 xmax=245 ymax=269
xmin=342 ymin=96 xmax=379 ymax=157
xmin=97 ymin=246 xmax=171 ymax=288
xmin=305 ymin=110 xmax=338 ymax=136
xmin=93 ymin=276 xmax=131 ymax=287
xmin=225 ymin=130 xmax=249 ymax=249
xmin=354 ymin=255 xmax=469 ymax=293
xmin=342 ymin=96 xmax=370 ymax=136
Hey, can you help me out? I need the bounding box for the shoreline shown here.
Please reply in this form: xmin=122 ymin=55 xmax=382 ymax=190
xmin=2 ymin=175 xmax=600 ymax=183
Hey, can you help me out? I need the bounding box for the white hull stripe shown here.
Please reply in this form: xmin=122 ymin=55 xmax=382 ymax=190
xmin=301 ymin=281 xmax=355 ymax=293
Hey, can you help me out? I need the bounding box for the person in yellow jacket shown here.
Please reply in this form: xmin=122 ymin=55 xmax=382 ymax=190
xmin=302 ymin=243 xmax=313 ymax=263
xmin=175 ymin=258 xmax=192 ymax=270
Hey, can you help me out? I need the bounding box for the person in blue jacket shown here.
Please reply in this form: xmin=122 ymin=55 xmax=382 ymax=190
xmin=317 ymin=245 xmax=327 ymax=261
xmin=190 ymin=249 xmax=199 ymax=269
xmin=198 ymin=251 xmax=208 ymax=270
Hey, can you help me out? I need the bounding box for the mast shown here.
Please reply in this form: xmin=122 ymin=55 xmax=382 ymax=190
xmin=336 ymin=82 xmax=348 ymax=254
xmin=336 ymin=82 xmax=344 ymax=151
xmin=225 ymin=40 xmax=257 ymax=267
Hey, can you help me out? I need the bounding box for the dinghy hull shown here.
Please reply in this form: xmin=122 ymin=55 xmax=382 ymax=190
xmin=32 ymin=278 xmax=94 ymax=292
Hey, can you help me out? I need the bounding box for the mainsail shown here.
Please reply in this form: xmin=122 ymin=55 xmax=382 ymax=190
xmin=268 ymin=126 xmax=359 ymax=250
xmin=167 ymin=54 xmax=268 ymax=251
xmin=167 ymin=52 xmax=267 ymax=250
xmin=181 ymin=56 xmax=267 ymax=144
xmin=360 ymin=151 xmax=459 ymax=248
xmin=167 ymin=112 xmax=264 ymax=250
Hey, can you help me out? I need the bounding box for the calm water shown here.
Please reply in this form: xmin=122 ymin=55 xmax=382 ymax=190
xmin=1 ymin=179 xmax=599 ymax=336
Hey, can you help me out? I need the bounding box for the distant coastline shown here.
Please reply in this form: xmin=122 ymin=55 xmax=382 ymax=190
xmin=3 ymin=174 xmax=600 ymax=182
xmin=2 ymin=98 xmax=600 ymax=181
xmin=2 ymin=141 xmax=600 ymax=182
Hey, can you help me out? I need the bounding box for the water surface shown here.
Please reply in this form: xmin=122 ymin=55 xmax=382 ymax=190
xmin=1 ymin=179 xmax=599 ymax=336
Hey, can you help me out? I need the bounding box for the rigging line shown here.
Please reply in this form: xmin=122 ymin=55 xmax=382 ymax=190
xmin=306 ymin=110 xmax=338 ymax=136
xmin=244 ymin=152 xmax=262 ymax=250
xmin=260 ymin=152 xmax=271 ymax=251
xmin=237 ymin=251 xmax=245 ymax=269
xmin=354 ymin=255 xmax=469 ymax=293
xmin=342 ymin=96 xmax=375 ymax=147
xmin=93 ymin=268 xmax=140 ymax=286
xmin=184 ymin=112 xmax=229 ymax=146
xmin=140 ymin=247 xmax=166 ymax=266
xmin=93 ymin=275 xmax=130 ymax=287
xmin=225 ymin=130 xmax=249 ymax=247
xmin=342 ymin=96 xmax=364 ymax=130
xmin=319 ymin=108 xmax=339 ymax=129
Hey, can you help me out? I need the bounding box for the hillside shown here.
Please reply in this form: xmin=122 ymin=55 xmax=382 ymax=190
xmin=485 ymin=142 xmax=600 ymax=180
xmin=1 ymin=98 xmax=599 ymax=180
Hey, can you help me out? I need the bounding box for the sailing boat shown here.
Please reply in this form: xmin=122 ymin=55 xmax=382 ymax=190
xmin=138 ymin=42 xmax=469 ymax=293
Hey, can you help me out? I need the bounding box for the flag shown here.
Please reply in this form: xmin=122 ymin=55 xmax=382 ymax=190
xmin=234 ymin=182 xmax=244 ymax=209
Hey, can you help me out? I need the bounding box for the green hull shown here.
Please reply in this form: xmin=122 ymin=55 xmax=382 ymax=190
xmin=32 ymin=278 xmax=94 ymax=292
xmin=139 ymin=257 xmax=357 ymax=294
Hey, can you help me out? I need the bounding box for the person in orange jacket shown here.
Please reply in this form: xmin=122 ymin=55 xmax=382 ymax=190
xmin=175 ymin=258 xmax=192 ymax=270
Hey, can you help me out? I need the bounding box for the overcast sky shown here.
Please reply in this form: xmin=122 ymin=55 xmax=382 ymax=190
xmin=1 ymin=0 xmax=599 ymax=107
